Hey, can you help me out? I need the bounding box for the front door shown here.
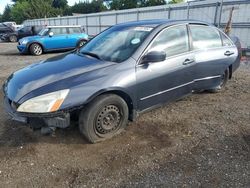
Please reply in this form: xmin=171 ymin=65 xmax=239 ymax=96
xmin=44 ymin=27 xmax=69 ymax=50
xmin=136 ymin=24 xmax=196 ymax=111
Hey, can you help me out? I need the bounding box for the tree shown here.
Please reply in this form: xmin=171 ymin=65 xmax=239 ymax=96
xmin=11 ymin=0 xmax=62 ymax=24
xmin=10 ymin=1 xmax=29 ymax=23
xmin=52 ymin=0 xmax=68 ymax=9
xmin=110 ymin=0 xmax=137 ymax=10
xmin=71 ymin=0 xmax=106 ymax=14
xmin=169 ymin=0 xmax=184 ymax=4
xmin=146 ymin=0 xmax=166 ymax=6
xmin=109 ymin=0 xmax=167 ymax=10
xmin=1 ymin=5 xmax=12 ymax=22
xmin=139 ymin=0 xmax=166 ymax=7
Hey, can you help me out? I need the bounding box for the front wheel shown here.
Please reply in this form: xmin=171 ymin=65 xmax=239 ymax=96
xmin=207 ymin=68 xmax=229 ymax=93
xmin=30 ymin=43 xmax=43 ymax=56
xmin=79 ymin=94 xmax=129 ymax=143
xmin=9 ymin=35 xmax=17 ymax=42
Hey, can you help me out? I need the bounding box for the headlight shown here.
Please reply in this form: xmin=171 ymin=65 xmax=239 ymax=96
xmin=17 ymin=89 xmax=69 ymax=113
xmin=21 ymin=39 xmax=28 ymax=45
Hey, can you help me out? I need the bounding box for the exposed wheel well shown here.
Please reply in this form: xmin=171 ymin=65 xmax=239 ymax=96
xmin=9 ymin=34 xmax=17 ymax=39
xmin=70 ymin=90 xmax=135 ymax=122
xmin=79 ymin=39 xmax=87 ymax=42
xmin=77 ymin=39 xmax=88 ymax=47
xmin=229 ymin=64 xmax=233 ymax=79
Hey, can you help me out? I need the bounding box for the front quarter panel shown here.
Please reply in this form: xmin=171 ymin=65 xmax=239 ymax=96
xmin=60 ymin=58 xmax=137 ymax=110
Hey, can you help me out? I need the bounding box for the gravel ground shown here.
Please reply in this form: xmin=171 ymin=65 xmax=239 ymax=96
xmin=0 ymin=42 xmax=249 ymax=187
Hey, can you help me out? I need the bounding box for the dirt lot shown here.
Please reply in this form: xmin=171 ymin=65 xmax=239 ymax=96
xmin=0 ymin=42 xmax=249 ymax=187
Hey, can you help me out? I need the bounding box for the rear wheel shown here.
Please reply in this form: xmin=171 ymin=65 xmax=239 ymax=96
xmin=9 ymin=35 xmax=17 ymax=42
xmin=207 ymin=68 xmax=229 ymax=93
xmin=79 ymin=94 xmax=129 ymax=143
xmin=77 ymin=40 xmax=87 ymax=48
xmin=30 ymin=43 xmax=43 ymax=56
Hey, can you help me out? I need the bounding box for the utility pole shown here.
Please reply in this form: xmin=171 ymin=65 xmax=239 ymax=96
xmin=224 ymin=6 xmax=234 ymax=35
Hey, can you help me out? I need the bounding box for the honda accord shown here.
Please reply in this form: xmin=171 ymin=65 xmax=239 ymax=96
xmin=3 ymin=19 xmax=240 ymax=143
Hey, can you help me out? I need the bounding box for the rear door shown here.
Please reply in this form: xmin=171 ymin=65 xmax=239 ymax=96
xmin=189 ymin=24 xmax=238 ymax=90
xmin=136 ymin=24 xmax=196 ymax=111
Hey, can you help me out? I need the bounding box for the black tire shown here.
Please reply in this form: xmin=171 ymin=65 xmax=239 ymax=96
xmin=207 ymin=68 xmax=229 ymax=93
xmin=30 ymin=43 xmax=43 ymax=56
xmin=77 ymin=39 xmax=87 ymax=48
xmin=79 ymin=94 xmax=129 ymax=143
xmin=9 ymin=35 xmax=17 ymax=42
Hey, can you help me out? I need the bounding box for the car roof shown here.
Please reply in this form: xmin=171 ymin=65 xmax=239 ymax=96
xmin=115 ymin=19 xmax=211 ymax=28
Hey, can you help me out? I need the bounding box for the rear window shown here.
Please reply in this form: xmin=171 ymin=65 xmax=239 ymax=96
xmin=20 ymin=26 xmax=31 ymax=32
xmin=190 ymin=25 xmax=222 ymax=50
xmin=69 ymin=27 xmax=82 ymax=34
xmin=33 ymin=26 xmax=44 ymax=34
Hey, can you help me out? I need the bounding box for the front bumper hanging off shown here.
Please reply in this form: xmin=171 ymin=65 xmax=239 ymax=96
xmin=4 ymin=97 xmax=71 ymax=129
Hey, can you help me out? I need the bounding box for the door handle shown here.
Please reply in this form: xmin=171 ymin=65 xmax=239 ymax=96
xmin=183 ymin=59 xmax=195 ymax=65
xmin=224 ymin=51 xmax=234 ymax=56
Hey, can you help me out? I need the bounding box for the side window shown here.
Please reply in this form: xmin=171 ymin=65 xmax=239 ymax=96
xmin=148 ymin=25 xmax=189 ymax=57
xmin=50 ymin=28 xmax=60 ymax=35
xmin=50 ymin=28 xmax=67 ymax=35
xmin=61 ymin=28 xmax=68 ymax=34
xmin=221 ymin=32 xmax=233 ymax=46
xmin=69 ymin=27 xmax=81 ymax=34
xmin=190 ymin=25 xmax=222 ymax=50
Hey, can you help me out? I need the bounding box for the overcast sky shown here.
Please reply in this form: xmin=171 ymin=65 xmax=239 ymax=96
xmin=0 ymin=0 xmax=81 ymax=14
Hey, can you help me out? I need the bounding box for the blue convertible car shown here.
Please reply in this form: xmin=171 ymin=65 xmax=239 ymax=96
xmin=17 ymin=25 xmax=88 ymax=55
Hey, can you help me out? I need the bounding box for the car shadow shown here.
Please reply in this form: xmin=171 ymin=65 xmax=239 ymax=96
xmin=0 ymin=51 xmax=20 ymax=55
xmin=0 ymin=118 xmax=89 ymax=147
xmin=0 ymin=40 xmax=17 ymax=44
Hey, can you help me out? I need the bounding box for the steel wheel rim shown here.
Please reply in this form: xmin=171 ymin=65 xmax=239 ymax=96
xmin=95 ymin=105 xmax=121 ymax=135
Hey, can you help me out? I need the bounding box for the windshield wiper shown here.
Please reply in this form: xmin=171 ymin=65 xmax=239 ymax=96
xmin=80 ymin=51 xmax=102 ymax=60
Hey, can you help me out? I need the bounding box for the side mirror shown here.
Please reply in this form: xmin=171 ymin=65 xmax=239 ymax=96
xmin=49 ymin=32 xmax=53 ymax=37
xmin=141 ymin=51 xmax=166 ymax=64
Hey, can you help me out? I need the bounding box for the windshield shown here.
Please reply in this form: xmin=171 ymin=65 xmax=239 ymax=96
xmin=38 ymin=28 xmax=49 ymax=36
xmin=79 ymin=26 xmax=153 ymax=63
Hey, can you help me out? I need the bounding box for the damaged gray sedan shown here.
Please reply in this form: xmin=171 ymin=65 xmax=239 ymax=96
xmin=3 ymin=19 xmax=241 ymax=143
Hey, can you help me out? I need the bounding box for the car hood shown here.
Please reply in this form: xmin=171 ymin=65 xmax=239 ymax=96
xmin=4 ymin=52 xmax=115 ymax=102
xmin=19 ymin=35 xmax=41 ymax=42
